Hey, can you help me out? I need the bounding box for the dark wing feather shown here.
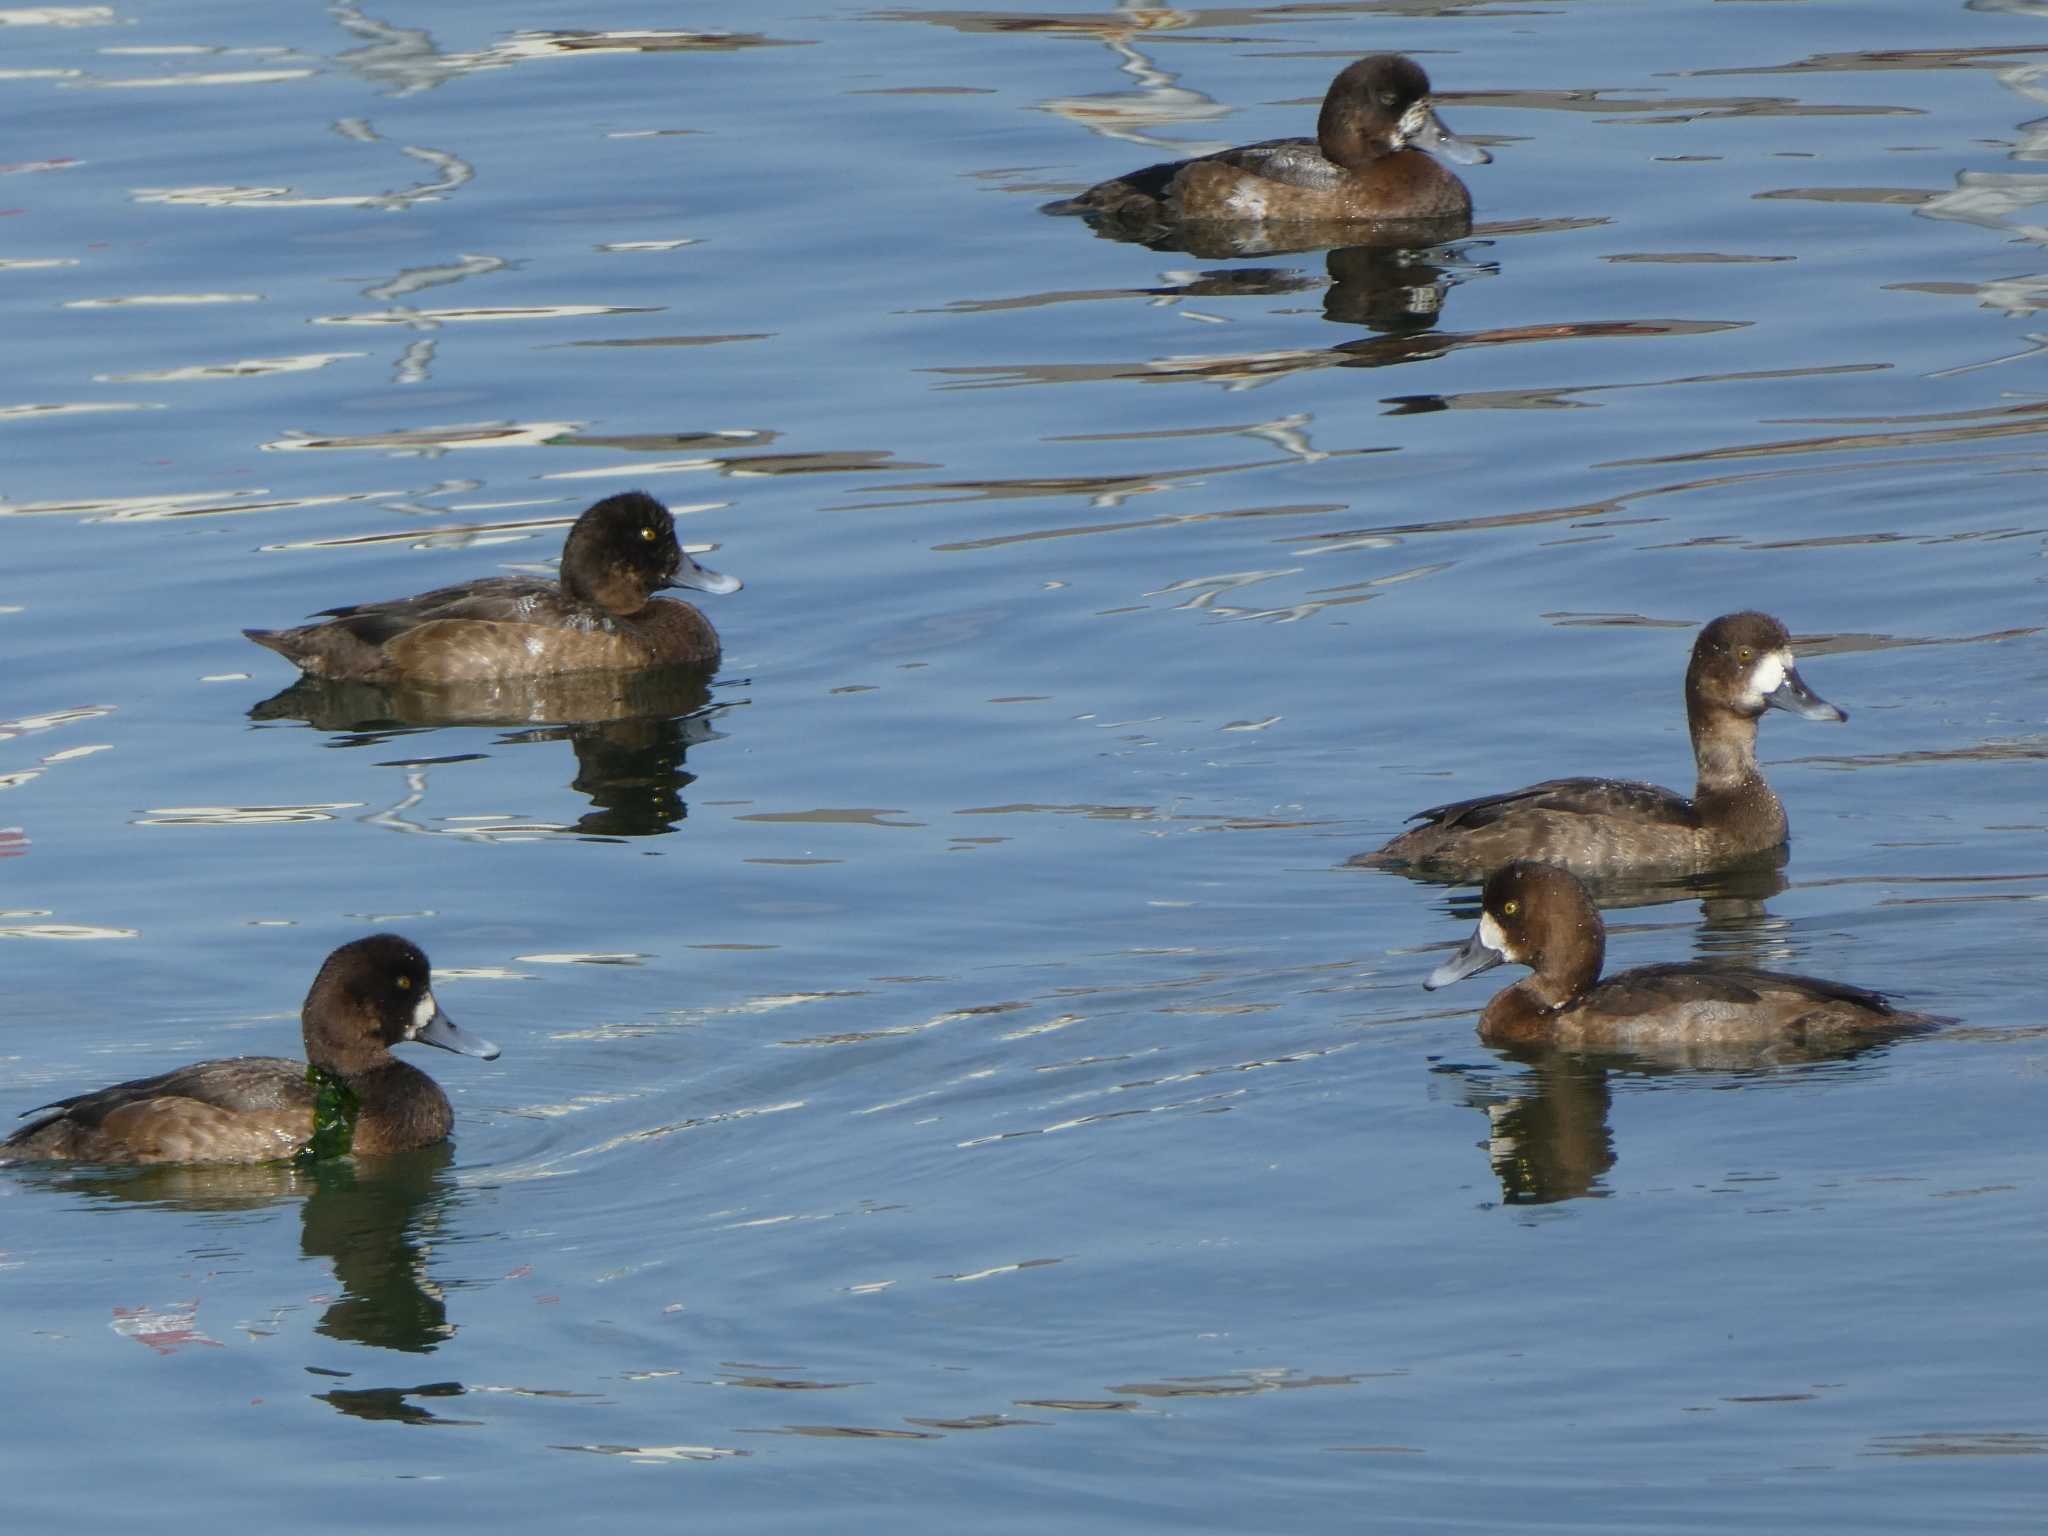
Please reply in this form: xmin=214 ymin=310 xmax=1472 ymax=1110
xmin=1584 ymin=963 xmax=1895 ymax=1018
xmin=314 ymin=576 xmax=564 ymax=647
xmin=1407 ymin=777 xmax=1699 ymax=834
xmin=1095 ymin=157 xmax=1187 ymax=206
xmin=12 ymin=1057 xmax=307 ymax=1134
xmin=1054 ymin=137 xmax=1337 ymax=218
xmin=1198 ymin=137 xmax=1342 ymax=191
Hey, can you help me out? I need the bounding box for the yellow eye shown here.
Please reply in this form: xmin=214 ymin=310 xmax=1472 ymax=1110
xmin=1502 ymin=900 xmax=1518 ymax=917
xmin=396 ymin=974 xmax=412 ymax=990
xmin=1737 ymin=646 xmax=1753 ymax=662
xmin=640 ymin=526 xmax=658 ymax=542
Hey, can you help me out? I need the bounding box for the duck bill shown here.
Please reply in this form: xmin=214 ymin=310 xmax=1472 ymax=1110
xmin=666 ymin=555 xmax=742 ymax=597
xmin=1425 ymin=927 xmax=1507 ymax=990
xmin=412 ymin=998 xmax=501 ymax=1061
xmin=1400 ymin=101 xmax=1491 ymax=166
xmin=1765 ymin=664 xmax=1846 ymax=723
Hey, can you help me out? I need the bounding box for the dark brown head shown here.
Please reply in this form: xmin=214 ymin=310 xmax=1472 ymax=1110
xmin=301 ymin=933 xmax=500 ymax=1079
xmin=1317 ymin=54 xmax=1491 ymax=171
xmin=1425 ymin=862 xmax=1606 ymax=1010
xmin=1684 ymin=611 xmax=1845 ymax=736
xmin=559 ymin=491 xmax=742 ymax=617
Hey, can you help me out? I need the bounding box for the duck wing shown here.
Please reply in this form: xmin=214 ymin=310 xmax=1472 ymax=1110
xmin=1405 ymin=777 xmax=1698 ymax=833
xmin=1200 ymin=137 xmax=1343 ymax=191
xmin=1051 ymin=138 xmax=1339 ymax=219
xmin=13 ymin=1056 xmax=308 ymax=1133
xmin=1586 ymin=962 xmax=1898 ymax=1019
xmin=312 ymin=576 xmax=565 ymax=647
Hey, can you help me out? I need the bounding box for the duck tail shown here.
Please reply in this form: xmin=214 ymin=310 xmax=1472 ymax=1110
xmin=243 ymin=626 xmax=312 ymax=666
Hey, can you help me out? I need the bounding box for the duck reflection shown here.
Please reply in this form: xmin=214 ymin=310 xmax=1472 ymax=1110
xmin=1441 ymin=1031 xmax=1916 ymax=1206
xmin=316 ymin=1379 xmax=479 ymax=1427
xmin=1065 ymin=199 xmax=1471 ymax=316
xmin=299 ymin=1145 xmax=463 ymax=1353
xmin=9 ymin=1158 xmax=316 ymax=1213
xmin=13 ymin=1144 xmax=467 ymax=1351
xmin=946 ymin=236 xmax=1479 ymax=347
xmin=251 ymin=668 xmax=725 ymax=838
xmin=1321 ymin=244 xmax=1462 ymax=334
xmin=1438 ymin=1049 xmax=1615 ymax=1204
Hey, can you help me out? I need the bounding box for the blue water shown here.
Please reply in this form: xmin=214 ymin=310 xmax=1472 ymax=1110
xmin=2 ymin=0 xmax=2044 ymax=1528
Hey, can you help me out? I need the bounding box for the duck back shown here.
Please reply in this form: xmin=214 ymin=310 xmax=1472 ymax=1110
xmin=1486 ymin=962 xmax=1929 ymax=1051
xmin=1364 ymin=776 xmax=1704 ymax=879
xmin=5 ymin=1056 xmax=311 ymax=1164
xmin=247 ymin=579 xmax=720 ymax=684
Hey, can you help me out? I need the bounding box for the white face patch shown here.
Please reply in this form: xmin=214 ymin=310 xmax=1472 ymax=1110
xmin=1395 ymin=101 xmax=1427 ymax=149
xmin=1479 ymin=910 xmax=1514 ymax=961
xmin=1747 ymin=649 xmax=1789 ymax=699
xmin=412 ymin=991 xmax=438 ymax=1035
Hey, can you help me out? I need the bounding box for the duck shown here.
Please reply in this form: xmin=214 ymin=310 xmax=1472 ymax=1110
xmin=244 ymin=491 xmax=741 ymax=684
xmin=1 ymin=934 xmax=498 ymax=1165
xmin=1044 ymin=54 xmax=1490 ymax=230
xmin=1360 ymin=612 xmax=1846 ymax=882
xmin=1424 ymin=861 xmax=1939 ymax=1049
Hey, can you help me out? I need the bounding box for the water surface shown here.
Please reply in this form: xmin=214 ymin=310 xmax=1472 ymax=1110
xmin=2 ymin=1 xmax=2044 ymax=1529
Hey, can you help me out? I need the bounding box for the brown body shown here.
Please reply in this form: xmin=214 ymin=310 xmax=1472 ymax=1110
xmin=248 ymin=585 xmax=722 ymax=684
xmin=2 ymin=934 xmax=497 ymax=1166
xmin=5 ymin=1057 xmax=313 ymax=1163
xmin=1426 ymin=863 xmax=1940 ymax=1051
xmin=1047 ymin=55 xmax=1487 ymax=233
xmin=1364 ymin=612 xmax=1847 ymax=882
xmin=1086 ymin=142 xmax=1471 ymax=225
xmin=244 ymin=491 xmax=738 ymax=684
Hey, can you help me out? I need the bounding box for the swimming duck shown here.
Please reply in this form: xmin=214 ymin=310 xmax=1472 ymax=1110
xmin=244 ymin=491 xmax=741 ymax=684
xmin=1045 ymin=54 xmax=1490 ymax=230
xmin=2 ymin=934 xmax=498 ymax=1165
xmin=1361 ymin=612 xmax=1846 ymax=881
xmin=1425 ymin=862 xmax=1938 ymax=1049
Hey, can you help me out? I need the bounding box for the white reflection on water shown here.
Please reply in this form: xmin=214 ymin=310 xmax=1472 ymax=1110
xmin=0 ymin=922 xmax=137 ymax=939
xmin=555 ymin=1443 xmax=749 ymax=1463
xmin=259 ymin=512 xmax=581 ymax=552
xmin=132 ymin=803 xmax=362 ymax=826
xmin=1036 ymin=22 xmax=1231 ymax=157
xmin=62 ymin=293 xmax=262 ymax=307
xmin=71 ymin=69 xmax=317 ymax=89
xmin=1 ymin=490 xmax=388 ymax=522
xmin=133 ymin=186 xmax=419 ymax=209
xmin=0 ymin=706 xmax=113 ymax=738
xmin=264 ymin=421 xmax=580 ymax=454
xmin=94 ymin=353 xmax=365 ymax=383
xmin=311 ymin=306 xmax=659 ymax=328
xmin=0 ymin=402 xmax=160 ymax=418
xmin=0 ymin=9 xmax=117 ymax=26
xmin=363 ymin=766 xmax=566 ymax=843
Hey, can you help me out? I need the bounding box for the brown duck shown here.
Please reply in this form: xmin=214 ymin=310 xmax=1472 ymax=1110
xmin=245 ymin=491 xmax=741 ymax=684
xmin=3 ymin=934 xmax=498 ymax=1164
